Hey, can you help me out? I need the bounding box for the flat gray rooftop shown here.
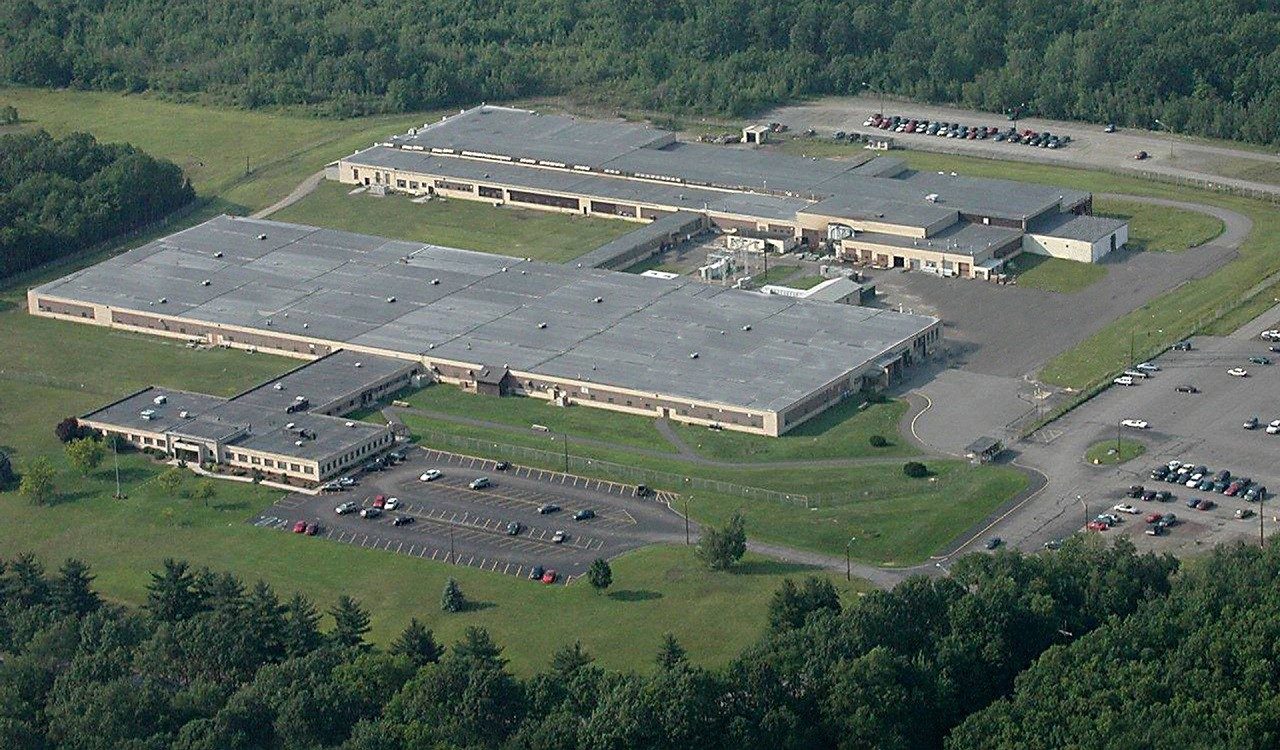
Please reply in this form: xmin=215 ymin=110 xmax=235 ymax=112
xmin=233 ymin=349 xmax=416 ymax=412
xmin=572 ymin=211 xmax=703 ymax=269
xmin=1029 ymin=212 xmax=1128 ymax=242
xmin=853 ymin=222 xmax=1023 ymax=258
xmin=40 ymin=215 xmax=938 ymax=413
xmin=370 ymin=105 xmax=1092 ymax=224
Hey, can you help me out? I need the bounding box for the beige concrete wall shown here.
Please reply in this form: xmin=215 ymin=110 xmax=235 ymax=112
xmin=1022 ymin=224 xmax=1127 ymax=264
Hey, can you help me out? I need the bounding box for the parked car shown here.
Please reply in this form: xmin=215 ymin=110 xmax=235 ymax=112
xmin=320 ymin=481 xmax=342 ymax=492
xmin=392 ymin=515 xmax=414 ymax=526
xmin=1160 ymin=513 xmax=1178 ymax=527
xmin=529 ymin=565 xmax=545 ymax=581
xmin=1113 ymin=503 xmax=1139 ymax=514
xmin=420 ymin=469 xmax=443 ymax=481
xmin=495 ymin=461 xmax=510 ymax=471
xmin=1195 ymin=499 xmax=1216 ymax=511
xmin=984 ymin=537 xmax=1002 ymax=550
xmin=1043 ymin=539 xmax=1064 ymax=550
xmin=371 ymin=495 xmax=386 ymax=509
xmin=1141 ymin=490 xmax=1158 ymax=502
xmin=1087 ymin=520 xmax=1110 ymax=531
xmin=1237 ymin=508 xmax=1255 ymax=519
xmin=1105 ymin=123 xmax=1117 ymax=133
xmin=1135 ymin=362 xmax=1160 ymax=372
xmin=538 ymin=504 xmax=561 ymax=515
xmin=292 ymin=521 xmax=307 ymax=534
xmin=1266 ymin=420 xmax=1280 ymax=435
xmin=1146 ymin=512 xmax=1165 ymax=523
xmin=1249 ymin=356 xmax=1272 ymax=365
xmin=1225 ymin=480 xmax=1245 ymax=496
xmin=305 ymin=522 xmax=319 ymax=536
xmin=1227 ymin=367 xmax=1250 ymax=377
xmin=1121 ymin=419 xmax=1150 ymax=429
xmin=335 ymin=501 xmax=358 ymax=515
xmin=1145 ymin=525 xmax=1167 ymax=536
xmin=541 ymin=570 xmax=558 ymax=584
xmin=360 ymin=507 xmax=381 ymax=519
xmin=384 ymin=497 xmax=400 ymax=511
xmin=337 ymin=477 xmax=358 ymax=488
xmin=551 ymin=530 xmax=567 ymax=544
xmin=635 ymin=484 xmax=653 ymax=498
xmin=1155 ymin=490 xmax=1173 ymax=502
xmin=506 ymin=521 xmax=522 ymax=535
xmin=1186 ymin=497 xmax=1201 ymax=509
xmin=1172 ymin=340 xmax=1193 ymax=351
xmin=573 ymin=509 xmax=596 ymax=521
xmin=1244 ymin=417 xmax=1260 ymax=430
xmin=1135 ymin=151 xmax=1149 ymax=160
xmin=1113 ymin=375 xmax=1136 ymax=386
xmin=1127 ymin=485 xmax=1145 ymax=498
xmin=469 ymin=477 xmax=492 ymax=490
xmin=1175 ymin=385 xmax=1199 ymax=394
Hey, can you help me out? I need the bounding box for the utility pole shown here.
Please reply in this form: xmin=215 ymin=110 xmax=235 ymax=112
xmin=245 ymin=155 xmax=250 ymax=176
xmin=112 ymin=434 xmax=123 ymax=499
xmin=845 ymin=536 xmax=857 ymax=581
xmin=1116 ymin=418 xmax=1123 ymax=456
xmin=562 ymin=432 xmax=569 ymax=473
xmin=683 ymin=496 xmax=691 ymax=546
xmin=1078 ymin=494 xmax=1087 ymax=529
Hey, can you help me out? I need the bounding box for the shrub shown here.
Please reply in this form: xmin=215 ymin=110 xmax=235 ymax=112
xmin=903 ymin=461 xmax=929 ymax=478
xmin=868 ymin=434 xmax=889 ymax=448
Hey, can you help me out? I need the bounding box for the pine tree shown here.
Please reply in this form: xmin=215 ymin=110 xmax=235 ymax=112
xmin=145 ymin=558 xmax=200 ymax=622
xmin=550 ymin=641 xmax=594 ymax=675
xmin=441 ymin=578 xmax=466 ymax=613
xmin=3 ymin=552 xmax=49 ymax=606
xmin=330 ymin=595 xmax=371 ymax=649
xmin=52 ymin=558 xmax=100 ymax=616
xmin=282 ymin=593 xmax=322 ymax=657
xmin=586 ymin=558 xmax=613 ymax=594
xmin=390 ymin=618 xmax=443 ymax=666
xmin=245 ymin=580 xmax=286 ymax=660
xmin=656 ymin=632 xmax=687 ymax=669
xmin=453 ymin=626 xmax=506 ymax=667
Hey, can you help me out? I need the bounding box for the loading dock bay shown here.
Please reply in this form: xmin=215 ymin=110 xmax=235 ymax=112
xmin=251 ymin=447 xmax=686 ymax=582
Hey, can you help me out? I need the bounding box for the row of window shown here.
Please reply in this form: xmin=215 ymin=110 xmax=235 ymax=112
xmin=319 ymin=432 xmax=394 ymax=476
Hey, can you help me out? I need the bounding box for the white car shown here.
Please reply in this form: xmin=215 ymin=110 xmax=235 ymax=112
xmin=1267 ymin=420 xmax=1280 ymax=435
xmin=1260 ymin=330 xmax=1280 ymax=341
xmin=1135 ymin=362 xmax=1161 ymax=372
xmin=1113 ymin=503 xmax=1140 ymax=514
xmin=1227 ymin=367 xmax=1249 ymax=377
xmin=384 ymin=497 xmax=400 ymax=511
xmin=1166 ymin=460 xmax=1183 ymax=470
xmin=1113 ymin=375 xmax=1136 ymax=386
xmin=551 ymin=530 xmax=567 ymax=544
xmin=419 ymin=469 xmax=442 ymax=482
xmin=1121 ymin=419 xmax=1150 ymax=429
xmin=1123 ymin=369 xmax=1149 ymax=379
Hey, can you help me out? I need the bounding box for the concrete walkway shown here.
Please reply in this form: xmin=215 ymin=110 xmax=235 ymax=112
xmin=251 ymin=170 xmax=325 ymax=219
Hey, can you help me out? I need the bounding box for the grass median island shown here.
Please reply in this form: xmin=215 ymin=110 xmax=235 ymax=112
xmin=1007 ymin=254 xmax=1107 ymax=293
xmin=272 ymin=182 xmax=633 ymax=262
xmin=1095 ymin=198 xmax=1225 ymax=252
xmin=748 ymin=263 xmax=801 ymax=286
xmin=1085 ymin=438 xmax=1146 ymax=465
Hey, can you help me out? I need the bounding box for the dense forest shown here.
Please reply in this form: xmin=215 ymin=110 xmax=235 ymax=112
xmin=0 ymin=130 xmax=194 ymax=279
xmin=3 ymin=0 xmax=1280 ymax=144
xmin=0 ymin=537 xmax=1222 ymax=749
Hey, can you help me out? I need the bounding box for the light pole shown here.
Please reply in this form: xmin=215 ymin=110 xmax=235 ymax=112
xmin=845 ymin=536 xmax=857 ymax=581
xmin=1154 ymin=118 xmax=1174 ymax=159
xmin=683 ymin=496 xmax=691 ymax=546
xmin=1260 ymin=491 xmax=1266 ymax=548
xmin=561 ymin=431 xmax=569 ymax=473
xmin=112 ymin=434 xmax=123 ymax=499
xmin=1078 ymin=494 xmax=1087 ymax=529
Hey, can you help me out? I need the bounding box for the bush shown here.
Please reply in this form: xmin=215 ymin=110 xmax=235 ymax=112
xmin=903 ymin=461 xmax=929 ymax=478
xmin=441 ymin=578 xmax=466 ymax=613
xmin=868 ymin=434 xmax=889 ymax=448
xmin=54 ymin=417 xmax=94 ymax=444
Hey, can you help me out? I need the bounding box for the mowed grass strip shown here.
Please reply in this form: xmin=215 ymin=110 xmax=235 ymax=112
xmin=1007 ymin=254 xmax=1107 ymax=294
xmin=1095 ymin=198 xmax=1225 ymax=252
xmin=272 ymin=182 xmax=634 ymax=262
xmin=402 ymin=385 xmax=677 ymax=453
xmin=893 ymin=150 xmax=1280 ymax=388
xmin=674 ymin=397 xmax=916 ymax=462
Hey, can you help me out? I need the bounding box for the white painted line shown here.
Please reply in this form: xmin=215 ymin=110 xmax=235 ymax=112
xmin=467 ymin=555 xmax=475 ymax=565
xmin=430 ymin=549 xmax=439 ymax=560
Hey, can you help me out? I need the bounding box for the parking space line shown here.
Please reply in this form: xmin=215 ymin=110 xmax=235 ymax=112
xmin=430 ymin=549 xmax=439 ymax=560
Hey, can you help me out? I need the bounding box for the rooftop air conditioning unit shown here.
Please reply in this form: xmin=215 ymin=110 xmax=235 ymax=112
xmin=345 ymin=421 xmax=355 ymax=428
xmin=295 ymin=440 xmax=304 ymax=447
xmin=140 ymin=409 xmax=156 ymax=420
xmin=257 ymin=234 xmax=268 ymax=240
xmin=294 ymin=395 xmax=305 ymax=401
xmin=925 ymin=193 xmax=939 ymax=203
xmin=386 ymin=296 xmax=396 ymax=303
xmin=213 ymin=251 xmax=223 ymax=258
xmin=431 ymin=278 xmax=440 ymax=285
xmin=200 ymin=279 xmax=211 ymax=286
xmin=690 ymin=352 xmax=699 ymax=359
xmin=354 ymin=362 xmax=362 ymax=368
xmin=158 ymin=297 xmax=168 ymax=304
xmin=179 ymin=410 xmax=190 ymax=418
xmin=153 ymin=395 xmax=167 ymax=405
xmin=537 ymin=322 xmax=547 ymax=329
xmin=285 ymin=422 xmax=296 ymax=429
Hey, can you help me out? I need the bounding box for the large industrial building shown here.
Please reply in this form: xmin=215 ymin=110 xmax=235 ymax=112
xmin=30 ymin=215 xmax=940 ymax=437
xmin=334 ymin=105 xmax=1128 ymax=279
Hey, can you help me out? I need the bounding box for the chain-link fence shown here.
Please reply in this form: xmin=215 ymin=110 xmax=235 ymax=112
xmin=413 ymin=428 xmax=818 ymax=508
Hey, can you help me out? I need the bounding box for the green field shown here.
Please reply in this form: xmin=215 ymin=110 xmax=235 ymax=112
xmin=1095 ymin=198 xmax=1225 ymax=252
xmin=1085 ymin=438 xmax=1147 ymax=465
xmin=0 ymin=86 xmax=429 ymax=214
xmin=1007 ymin=254 xmax=1108 ymax=293
xmin=894 ymin=150 xmax=1280 ymax=389
xmin=272 ymin=182 xmax=633 ymax=262
xmin=775 ymin=137 xmax=873 ymax=160
xmin=748 ymin=264 xmax=801 ymax=286
xmin=787 ymin=275 xmax=828 ymax=290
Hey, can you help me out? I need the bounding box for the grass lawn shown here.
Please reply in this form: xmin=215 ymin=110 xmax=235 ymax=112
xmin=894 ymin=149 xmax=1280 ymax=389
xmin=0 ymin=86 xmax=430 ymax=214
xmin=402 ymin=385 xmax=677 ymax=453
xmin=1085 ymin=438 xmax=1147 ymax=465
xmin=675 ymin=397 xmax=916 ymax=462
xmin=1007 ymin=254 xmax=1108 ymax=293
xmin=748 ymin=264 xmax=801 ymax=286
xmin=398 ymin=411 xmax=1026 ymax=565
xmin=1095 ymin=198 xmax=1224 ymax=252
xmin=621 ymin=255 xmax=686 ymax=275
xmin=272 ymin=182 xmax=632 ymax=263
xmin=787 ymin=275 xmax=828 ymax=290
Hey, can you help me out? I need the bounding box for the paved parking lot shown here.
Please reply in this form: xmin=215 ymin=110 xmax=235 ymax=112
xmin=251 ymin=447 xmax=686 ymax=583
xmin=983 ymin=335 xmax=1280 ymax=556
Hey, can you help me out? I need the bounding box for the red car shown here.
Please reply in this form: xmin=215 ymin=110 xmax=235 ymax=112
xmin=372 ymin=494 xmax=386 ymax=509
xmin=1086 ymin=521 xmax=1109 ymax=532
xmin=541 ymin=569 xmax=558 ymax=584
xmin=1145 ymin=512 xmax=1163 ymax=524
xmin=292 ymin=520 xmax=307 ymax=534
xmin=305 ymin=522 xmax=319 ymax=536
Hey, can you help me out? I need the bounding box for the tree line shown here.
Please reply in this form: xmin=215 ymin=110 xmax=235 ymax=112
xmin=2 ymin=1 xmax=1280 ymax=144
xmin=0 ymin=535 xmax=1201 ymax=749
xmin=0 ymin=129 xmax=194 ymax=279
